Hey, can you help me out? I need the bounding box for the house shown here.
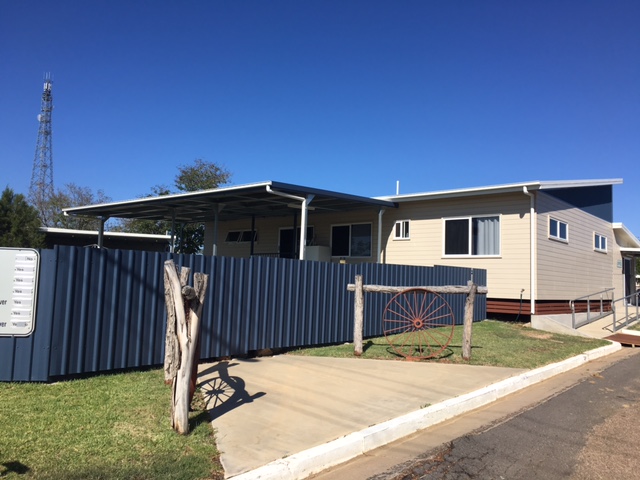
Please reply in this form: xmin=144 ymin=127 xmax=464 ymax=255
xmin=63 ymin=179 xmax=640 ymax=319
xmin=375 ymin=179 xmax=639 ymax=317
xmin=41 ymin=227 xmax=171 ymax=252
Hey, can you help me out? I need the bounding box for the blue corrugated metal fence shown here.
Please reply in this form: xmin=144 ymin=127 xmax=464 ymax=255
xmin=0 ymin=246 xmax=486 ymax=382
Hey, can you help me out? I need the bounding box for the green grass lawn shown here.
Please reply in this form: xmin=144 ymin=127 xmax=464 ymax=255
xmin=290 ymin=320 xmax=610 ymax=369
xmin=626 ymin=320 xmax=640 ymax=331
xmin=0 ymin=369 xmax=222 ymax=480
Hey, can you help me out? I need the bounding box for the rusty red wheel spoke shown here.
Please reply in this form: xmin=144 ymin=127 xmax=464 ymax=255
xmin=422 ymin=329 xmax=448 ymax=350
xmin=422 ymin=312 xmax=454 ymax=326
xmin=385 ymin=306 xmax=417 ymax=323
xmin=391 ymin=297 xmax=416 ymax=322
xmin=420 ymin=301 xmax=447 ymax=321
xmin=418 ymin=330 xmax=437 ymax=356
xmin=417 ymin=294 xmax=438 ymax=322
xmin=382 ymin=315 xmax=415 ymax=328
xmin=383 ymin=323 xmax=413 ymax=335
xmin=395 ymin=330 xmax=415 ymax=353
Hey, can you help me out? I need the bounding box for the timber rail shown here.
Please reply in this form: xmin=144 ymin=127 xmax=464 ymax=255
xmin=347 ymin=277 xmax=487 ymax=360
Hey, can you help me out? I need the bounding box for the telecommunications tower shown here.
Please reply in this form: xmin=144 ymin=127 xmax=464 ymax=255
xmin=29 ymin=73 xmax=55 ymax=225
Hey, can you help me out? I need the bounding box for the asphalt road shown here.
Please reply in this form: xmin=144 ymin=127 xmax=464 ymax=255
xmin=311 ymin=348 xmax=640 ymax=480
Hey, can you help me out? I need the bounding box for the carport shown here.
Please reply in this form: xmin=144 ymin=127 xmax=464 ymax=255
xmin=63 ymin=181 xmax=397 ymax=261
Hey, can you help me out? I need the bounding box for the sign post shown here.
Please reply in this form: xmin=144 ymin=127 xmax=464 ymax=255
xmin=0 ymin=248 xmax=40 ymax=337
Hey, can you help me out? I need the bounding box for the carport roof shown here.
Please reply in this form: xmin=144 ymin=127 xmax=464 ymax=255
xmin=63 ymin=181 xmax=397 ymax=223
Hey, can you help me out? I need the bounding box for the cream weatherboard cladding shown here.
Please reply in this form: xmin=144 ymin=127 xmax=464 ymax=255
xmin=381 ymin=192 xmax=532 ymax=301
xmin=215 ymin=209 xmax=384 ymax=263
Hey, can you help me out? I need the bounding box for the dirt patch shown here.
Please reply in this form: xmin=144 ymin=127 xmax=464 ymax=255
xmin=571 ymin=400 xmax=640 ymax=479
xmin=522 ymin=331 xmax=554 ymax=340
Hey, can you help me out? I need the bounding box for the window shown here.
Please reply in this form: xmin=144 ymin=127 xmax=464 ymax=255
xmin=594 ymin=233 xmax=607 ymax=252
xmin=444 ymin=216 xmax=500 ymax=256
xmin=225 ymin=230 xmax=258 ymax=243
xmin=278 ymin=226 xmax=314 ymax=258
xmin=331 ymin=223 xmax=372 ymax=257
xmin=549 ymin=218 xmax=568 ymax=242
xmin=394 ymin=220 xmax=410 ymax=240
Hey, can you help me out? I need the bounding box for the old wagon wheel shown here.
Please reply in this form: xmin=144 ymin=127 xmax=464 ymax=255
xmin=382 ymin=288 xmax=456 ymax=360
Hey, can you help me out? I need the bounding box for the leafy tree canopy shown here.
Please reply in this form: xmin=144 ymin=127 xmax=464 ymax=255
xmin=44 ymin=183 xmax=112 ymax=230
xmin=0 ymin=187 xmax=44 ymax=248
xmin=175 ymin=159 xmax=231 ymax=193
xmin=116 ymin=159 xmax=231 ymax=253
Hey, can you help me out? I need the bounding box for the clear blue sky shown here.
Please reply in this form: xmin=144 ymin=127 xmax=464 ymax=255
xmin=1 ymin=1 xmax=639 ymax=236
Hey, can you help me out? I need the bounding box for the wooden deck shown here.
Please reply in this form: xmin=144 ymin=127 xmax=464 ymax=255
xmin=605 ymin=333 xmax=640 ymax=347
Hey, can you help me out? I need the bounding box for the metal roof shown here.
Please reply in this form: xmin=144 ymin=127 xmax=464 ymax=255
xmin=613 ymin=223 xmax=640 ymax=249
xmin=376 ymin=179 xmax=623 ymax=202
xmin=40 ymin=227 xmax=171 ymax=240
xmin=63 ymin=181 xmax=397 ymax=223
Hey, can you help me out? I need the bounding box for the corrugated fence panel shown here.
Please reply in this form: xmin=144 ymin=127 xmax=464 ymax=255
xmin=0 ymin=246 xmax=486 ymax=382
xmin=46 ymin=247 xmax=169 ymax=378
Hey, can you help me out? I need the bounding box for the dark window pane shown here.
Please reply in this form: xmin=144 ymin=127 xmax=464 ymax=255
xmin=331 ymin=225 xmax=350 ymax=256
xmin=225 ymin=231 xmax=241 ymax=242
xmin=445 ymin=219 xmax=469 ymax=255
xmin=350 ymin=224 xmax=371 ymax=257
xmin=559 ymin=222 xmax=567 ymax=239
xmin=239 ymin=230 xmax=257 ymax=242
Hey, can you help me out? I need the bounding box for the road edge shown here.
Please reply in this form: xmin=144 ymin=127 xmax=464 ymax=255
xmin=228 ymin=342 xmax=621 ymax=480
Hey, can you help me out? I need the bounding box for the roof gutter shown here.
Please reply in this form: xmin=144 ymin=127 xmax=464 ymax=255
xmin=266 ymin=185 xmax=314 ymax=260
xmin=523 ymin=187 xmax=536 ymax=315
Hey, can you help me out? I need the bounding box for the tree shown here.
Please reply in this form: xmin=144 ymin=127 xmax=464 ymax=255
xmin=174 ymin=159 xmax=230 ymax=193
xmin=118 ymin=159 xmax=231 ymax=253
xmin=0 ymin=187 xmax=44 ymax=248
xmin=44 ymin=183 xmax=112 ymax=230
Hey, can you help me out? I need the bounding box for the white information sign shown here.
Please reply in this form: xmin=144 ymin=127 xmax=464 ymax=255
xmin=0 ymin=248 xmax=40 ymax=336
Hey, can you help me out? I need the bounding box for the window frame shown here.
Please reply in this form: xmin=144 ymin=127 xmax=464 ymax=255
xmin=225 ymin=229 xmax=258 ymax=243
xmin=442 ymin=215 xmax=501 ymax=257
xmin=278 ymin=225 xmax=315 ymax=246
xmin=594 ymin=233 xmax=608 ymax=253
xmin=549 ymin=217 xmax=569 ymax=243
xmin=393 ymin=220 xmax=410 ymax=240
xmin=330 ymin=222 xmax=373 ymax=258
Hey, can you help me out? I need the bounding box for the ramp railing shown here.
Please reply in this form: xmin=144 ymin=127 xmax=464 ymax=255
xmin=612 ymin=291 xmax=640 ymax=332
xmin=570 ymin=288 xmax=615 ymax=329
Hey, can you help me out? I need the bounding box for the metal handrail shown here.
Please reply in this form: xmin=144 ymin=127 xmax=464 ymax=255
xmin=611 ymin=291 xmax=640 ymax=332
xmin=570 ymin=287 xmax=615 ymax=329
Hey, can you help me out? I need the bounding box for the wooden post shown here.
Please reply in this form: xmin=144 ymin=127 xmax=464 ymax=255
xmin=462 ymin=281 xmax=477 ymax=361
xmin=163 ymin=260 xmax=208 ymax=435
xmin=163 ymin=263 xmax=187 ymax=383
xmin=354 ymin=275 xmax=364 ymax=356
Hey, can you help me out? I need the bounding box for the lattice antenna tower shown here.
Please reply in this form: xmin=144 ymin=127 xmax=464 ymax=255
xmin=29 ymin=73 xmax=55 ymax=226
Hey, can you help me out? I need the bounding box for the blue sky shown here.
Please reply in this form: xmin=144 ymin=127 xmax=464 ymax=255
xmin=1 ymin=1 xmax=639 ymax=236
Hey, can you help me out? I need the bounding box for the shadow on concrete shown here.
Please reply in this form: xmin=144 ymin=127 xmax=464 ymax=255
xmin=198 ymin=361 xmax=266 ymax=420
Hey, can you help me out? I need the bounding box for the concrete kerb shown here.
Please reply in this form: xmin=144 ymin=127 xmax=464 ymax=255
xmin=228 ymin=342 xmax=622 ymax=480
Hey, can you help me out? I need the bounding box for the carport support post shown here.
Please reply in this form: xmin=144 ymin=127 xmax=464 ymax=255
xmin=98 ymin=216 xmax=108 ymax=248
xmin=462 ymin=281 xmax=477 ymax=360
xmin=354 ymin=274 xmax=364 ymax=356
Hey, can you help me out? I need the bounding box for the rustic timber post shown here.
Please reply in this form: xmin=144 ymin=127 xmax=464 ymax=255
xmin=462 ymin=280 xmax=477 ymax=361
xmin=164 ymin=263 xmax=190 ymax=383
xmin=354 ymin=275 xmax=364 ymax=356
xmin=163 ymin=260 xmax=209 ymax=435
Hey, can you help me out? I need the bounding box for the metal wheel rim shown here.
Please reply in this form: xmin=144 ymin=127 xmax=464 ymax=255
xmin=382 ymin=288 xmax=456 ymax=360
